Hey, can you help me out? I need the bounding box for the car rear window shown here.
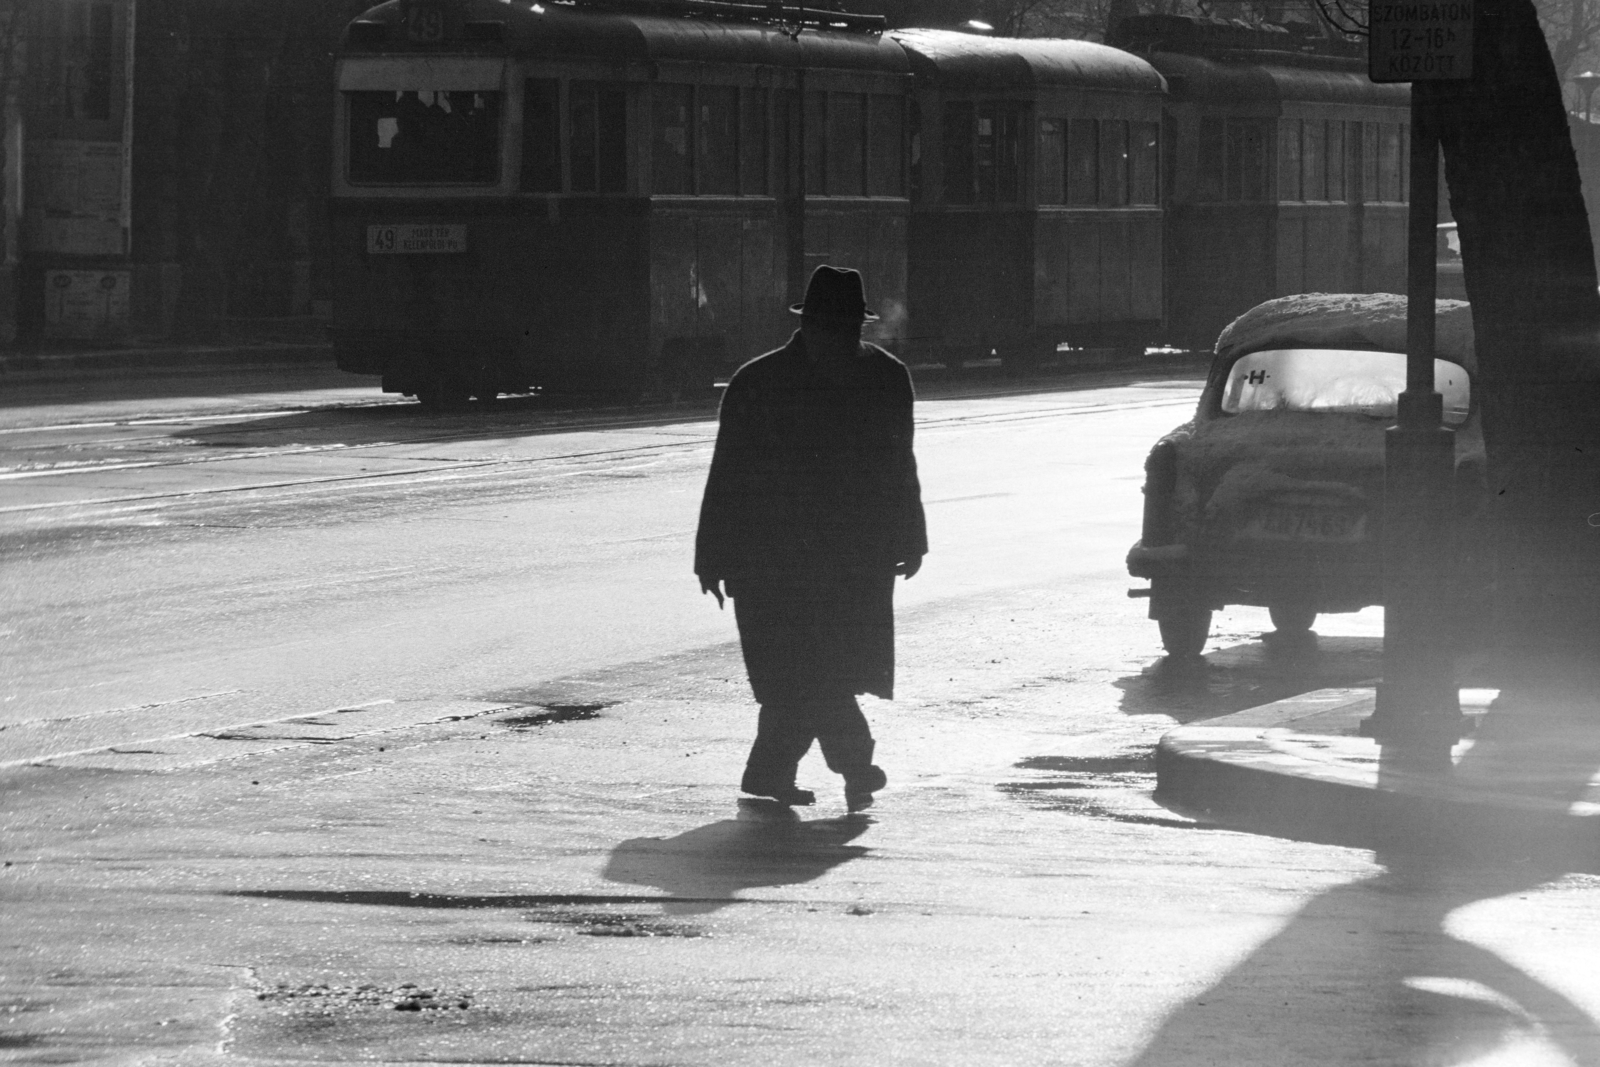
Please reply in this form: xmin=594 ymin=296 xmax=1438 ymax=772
xmin=1221 ymin=348 xmax=1471 ymax=425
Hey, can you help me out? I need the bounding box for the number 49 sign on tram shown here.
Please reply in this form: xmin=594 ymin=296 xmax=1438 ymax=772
xmin=1369 ymin=0 xmax=1474 ymax=82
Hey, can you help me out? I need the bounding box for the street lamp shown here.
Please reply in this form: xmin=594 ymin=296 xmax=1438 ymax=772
xmin=1573 ymin=71 xmax=1600 ymax=121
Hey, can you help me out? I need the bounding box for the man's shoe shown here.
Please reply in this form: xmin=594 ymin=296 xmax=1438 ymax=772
xmin=843 ymin=765 xmax=887 ymax=813
xmin=741 ymin=769 xmax=816 ymax=807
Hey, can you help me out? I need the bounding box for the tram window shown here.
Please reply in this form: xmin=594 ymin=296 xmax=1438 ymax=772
xmin=1066 ymin=118 xmax=1097 ymax=206
xmin=1099 ymin=119 xmax=1128 ymax=207
xmin=977 ymin=103 xmax=1024 ymax=204
xmin=1303 ymin=119 xmax=1326 ymax=201
xmin=1038 ymin=118 xmax=1065 ymax=205
xmin=1399 ymin=123 xmax=1410 ymax=202
xmin=349 ymin=89 xmax=502 ymax=185
xmin=1130 ymin=121 xmax=1159 ymax=205
xmin=806 ymin=91 xmax=828 ymax=195
xmin=1279 ymin=119 xmax=1302 ymax=201
xmin=775 ymin=89 xmax=798 ymax=196
xmin=830 ymin=92 xmax=866 ymax=196
xmin=908 ymin=100 xmax=923 ymax=200
xmin=1197 ymin=118 xmax=1224 ymax=202
xmin=698 ymin=85 xmax=738 ymax=195
xmin=975 ymin=110 xmax=995 ymax=201
xmin=741 ymin=87 xmax=768 ymax=195
xmin=1348 ymin=120 xmax=1364 ymax=202
xmin=1361 ymin=123 xmax=1378 ymax=202
xmin=943 ymin=101 xmax=975 ymax=204
xmin=653 ymin=84 xmax=693 ymax=195
xmin=1226 ymin=120 xmax=1267 ymax=202
xmin=570 ymin=81 xmax=627 ymax=194
xmin=521 ymin=79 xmax=560 ymax=192
xmin=1327 ymin=120 xmax=1346 ymax=201
xmin=1378 ymin=122 xmax=1401 ymax=201
xmin=868 ymin=93 xmax=903 ymax=197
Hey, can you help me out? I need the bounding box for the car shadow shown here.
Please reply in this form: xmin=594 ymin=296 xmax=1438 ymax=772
xmin=1115 ymin=634 xmax=1384 ymax=724
xmin=600 ymin=801 xmax=872 ymax=915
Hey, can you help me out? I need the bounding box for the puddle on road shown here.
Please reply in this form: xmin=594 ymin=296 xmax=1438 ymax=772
xmin=256 ymin=982 xmax=474 ymax=1014
xmin=524 ymin=910 xmax=706 ymax=938
xmin=497 ymin=702 xmax=617 ymax=729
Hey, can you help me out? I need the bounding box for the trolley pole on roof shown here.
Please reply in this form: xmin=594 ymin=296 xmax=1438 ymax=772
xmin=783 ymin=7 xmax=808 ymax=307
xmin=1362 ymin=4 xmax=1473 ymax=764
xmin=788 ymin=64 xmax=808 ymax=306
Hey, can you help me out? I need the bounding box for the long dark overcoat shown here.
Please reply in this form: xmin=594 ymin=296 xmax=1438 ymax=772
xmin=695 ymin=333 xmax=928 ymax=703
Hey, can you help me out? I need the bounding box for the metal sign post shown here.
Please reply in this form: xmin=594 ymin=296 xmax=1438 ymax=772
xmin=1361 ymin=6 xmax=1473 ymax=763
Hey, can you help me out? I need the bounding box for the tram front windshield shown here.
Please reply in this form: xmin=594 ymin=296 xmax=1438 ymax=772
xmin=347 ymin=90 xmax=501 ymax=184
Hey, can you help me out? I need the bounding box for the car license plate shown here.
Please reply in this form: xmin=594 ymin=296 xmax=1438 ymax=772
xmin=366 ymin=223 xmax=466 ymax=254
xmin=1244 ymin=505 xmax=1365 ymax=542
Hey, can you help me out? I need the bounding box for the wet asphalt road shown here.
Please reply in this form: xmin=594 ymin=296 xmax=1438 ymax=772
xmin=1 ymin=362 xmax=1303 ymax=756
xmin=5 ymin=366 xmax=1600 ymax=1065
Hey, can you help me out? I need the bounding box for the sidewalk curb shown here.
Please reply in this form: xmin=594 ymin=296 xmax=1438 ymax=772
xmin=1155 ymin=688 xmax=1600 ymax=858
xmin=0 ymin=341 xmax=335 ymax=383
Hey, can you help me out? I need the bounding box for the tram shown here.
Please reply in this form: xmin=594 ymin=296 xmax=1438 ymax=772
xmin=329 ymin=1 xmax=1413 ymax=402
xmin=330 ymin=0 xmax=909 ymax=405
xmin=1111 ymin=15 xmax=1412 ymax=346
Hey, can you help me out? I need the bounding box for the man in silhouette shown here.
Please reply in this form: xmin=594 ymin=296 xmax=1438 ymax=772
xmin=696 ymin=266 xmax=927 ymax=812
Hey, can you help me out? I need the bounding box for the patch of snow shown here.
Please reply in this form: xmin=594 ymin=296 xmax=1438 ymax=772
xmin=1214 ymin=293 xmax=1475 ymax=373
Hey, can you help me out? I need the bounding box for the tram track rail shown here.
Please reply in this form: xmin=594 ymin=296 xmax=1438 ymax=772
xmin=0 ymin=392 xmax=1198 ymax=520
xmin=0 ymin=375 xmax=1203 ymax=524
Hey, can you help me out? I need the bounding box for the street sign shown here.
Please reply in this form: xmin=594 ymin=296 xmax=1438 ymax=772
xmin=1369 ymin=0 xmax=1473 ymax=82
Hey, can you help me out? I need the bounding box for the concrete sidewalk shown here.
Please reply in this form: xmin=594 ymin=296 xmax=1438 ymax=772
xmin=1157 ymin=683 xmax=1600 ymax=860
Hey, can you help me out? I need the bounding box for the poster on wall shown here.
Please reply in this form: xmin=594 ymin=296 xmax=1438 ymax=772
xmin=44 ymin=269 xmax=130 ymax=339
xmin=26 ymin=140 xmax=126 ymax=256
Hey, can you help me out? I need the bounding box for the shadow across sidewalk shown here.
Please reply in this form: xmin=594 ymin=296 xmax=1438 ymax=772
xmin=1134 ymin=674 xmax=1600 ymax=1064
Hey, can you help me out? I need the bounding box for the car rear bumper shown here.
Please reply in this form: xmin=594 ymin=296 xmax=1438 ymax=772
xmin=1128 ymin=537 xmax=1383 ymax=612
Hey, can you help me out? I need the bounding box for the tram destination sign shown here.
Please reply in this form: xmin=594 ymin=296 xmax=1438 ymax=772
xmin=367 ymin=223 xmax=467 ymax=255
xmin=1369 ymin=0 xmax=1474 ymax=82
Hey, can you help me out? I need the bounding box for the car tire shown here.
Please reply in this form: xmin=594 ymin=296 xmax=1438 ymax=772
xmin=1158 ymin=605 xmax=1212 ymax=659
xmin=1268 ymin=603 xmax=1317 ymax=634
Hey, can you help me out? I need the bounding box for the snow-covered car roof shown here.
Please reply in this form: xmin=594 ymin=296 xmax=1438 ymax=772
xmin=1214 ymin=293 xmax=1475 ymax=374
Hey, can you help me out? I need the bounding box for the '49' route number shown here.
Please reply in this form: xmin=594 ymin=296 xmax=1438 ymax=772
xmin=406 ymin=1 xmax=446 ymax=42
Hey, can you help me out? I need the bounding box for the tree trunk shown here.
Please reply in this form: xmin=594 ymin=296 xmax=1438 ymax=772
xmin=1425 ymin=0 xmax=1600 ymax=665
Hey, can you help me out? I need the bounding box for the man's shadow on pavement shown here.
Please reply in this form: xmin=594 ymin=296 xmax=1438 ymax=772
xmin=1130 ymin=676 xmax=1600 ymax=1066
xmin=601 ymin=801 xmax=871 ymax=915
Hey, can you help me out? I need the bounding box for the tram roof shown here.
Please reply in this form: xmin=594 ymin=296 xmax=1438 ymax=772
xmin=1143 ymin=51 xmax=1409 ymax=107
xmin=344 ymin=0 xmax=910 ymax=72
xmin=887 ymin=29 xmax=1165 ymax=94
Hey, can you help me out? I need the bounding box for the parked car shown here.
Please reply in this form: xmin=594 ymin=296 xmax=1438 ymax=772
xmin=1126 ymin=292 xmax=1485 ymax=657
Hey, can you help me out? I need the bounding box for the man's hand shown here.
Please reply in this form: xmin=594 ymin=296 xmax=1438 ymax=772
xmin=700 ymin=576 xmax=726 ymax=609
xmin=895 ymin=555 xmax=924 ymax=579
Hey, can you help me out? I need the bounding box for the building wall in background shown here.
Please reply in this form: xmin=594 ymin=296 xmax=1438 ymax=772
xmin=3 ymin=0 xmax=366 ymax=346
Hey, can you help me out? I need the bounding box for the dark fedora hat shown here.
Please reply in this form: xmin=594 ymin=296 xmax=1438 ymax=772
xmin=789 ymin=265 xmax=880 ymax=322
